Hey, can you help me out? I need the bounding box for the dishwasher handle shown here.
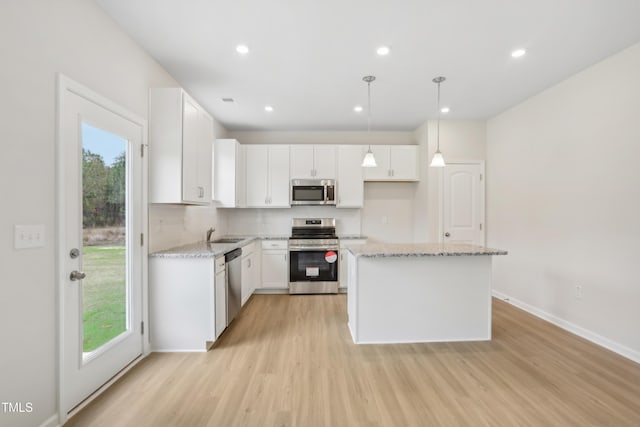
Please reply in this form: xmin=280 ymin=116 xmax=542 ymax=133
xmin=224 ymin=248 xmax=242 ymax=262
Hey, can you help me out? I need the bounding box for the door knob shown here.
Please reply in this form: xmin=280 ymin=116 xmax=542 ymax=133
xmin=70 ymin=270 xmax=86 ymax=281
xmin=444 ymin=232 xmax=451 ymax=237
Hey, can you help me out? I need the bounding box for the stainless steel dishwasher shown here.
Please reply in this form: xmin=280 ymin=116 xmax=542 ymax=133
xmin=225 ymin=248 xmax=242 ymax=324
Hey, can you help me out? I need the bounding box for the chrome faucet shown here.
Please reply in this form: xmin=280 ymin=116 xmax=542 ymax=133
xmin=206 ymin=227 xmax=215 ymax=242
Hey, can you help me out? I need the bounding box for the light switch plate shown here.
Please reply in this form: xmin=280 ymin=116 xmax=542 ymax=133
xmin=14 ymin=224 xmax=46 ymax=249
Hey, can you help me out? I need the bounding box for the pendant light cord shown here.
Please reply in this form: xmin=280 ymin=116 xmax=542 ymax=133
xmin=367 ymin=80 xmax=372 ymax=134
xmin=363 ymin=75 xmax=376 ymax=152
xmin=436 ymin=79 xmax=441 ymax=152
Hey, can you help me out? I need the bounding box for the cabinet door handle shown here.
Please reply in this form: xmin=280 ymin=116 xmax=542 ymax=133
xmin=248 ymin=259 xmax=251 ymax=268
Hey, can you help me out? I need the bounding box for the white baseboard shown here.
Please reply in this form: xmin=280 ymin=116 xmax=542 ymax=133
xmin=39 ymin=413 xmax=60 ymax=427
xmin=492 ymin=290 xmax=640 ymax=364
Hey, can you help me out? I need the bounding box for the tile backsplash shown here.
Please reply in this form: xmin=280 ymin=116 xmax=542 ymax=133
xmin=220 ymin=206 xmax=361 ymax=237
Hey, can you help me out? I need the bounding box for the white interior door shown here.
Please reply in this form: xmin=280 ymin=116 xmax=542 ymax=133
xmin=58 ymin=76 xmax=145 ymax=415
xmin=443 ymin=163 xmax=484 ymax=245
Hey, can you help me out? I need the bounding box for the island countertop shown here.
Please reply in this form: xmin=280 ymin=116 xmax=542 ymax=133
xmin=347 ymin=242 xmax=507 ymax=258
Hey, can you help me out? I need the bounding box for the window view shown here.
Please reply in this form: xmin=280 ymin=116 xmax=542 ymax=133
xmin=81 ymin=123 xmax=129 ymax=353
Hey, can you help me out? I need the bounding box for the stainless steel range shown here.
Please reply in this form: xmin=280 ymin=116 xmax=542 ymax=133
xmin=289 ymin=218 xmax=339 ymax=294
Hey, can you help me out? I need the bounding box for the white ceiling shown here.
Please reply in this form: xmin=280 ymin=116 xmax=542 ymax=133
xmin=96 ymin=0 xmax=640 ymax=131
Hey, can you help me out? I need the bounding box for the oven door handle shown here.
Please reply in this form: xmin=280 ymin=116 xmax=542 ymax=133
xmin=289 ymin=247 xmax=339 ymax=251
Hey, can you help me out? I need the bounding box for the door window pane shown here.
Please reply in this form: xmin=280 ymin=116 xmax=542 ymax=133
xmin=81 ymin=123 xmax=129 ymax=353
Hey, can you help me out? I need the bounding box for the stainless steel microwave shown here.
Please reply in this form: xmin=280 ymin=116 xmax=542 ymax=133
xmin=291 ymin=179 xmax=336 ymax=205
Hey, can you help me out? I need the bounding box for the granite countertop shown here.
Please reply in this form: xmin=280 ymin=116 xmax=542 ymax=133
xmin=150 ymin=237 xmax=258 ymax=259
xmin=149 ymin=235 xmax=291 ymax=258
xmin=339 ymin=235 xmax=368 ymax=240
xmin=347 ymin=242 xmax=507 ymax=258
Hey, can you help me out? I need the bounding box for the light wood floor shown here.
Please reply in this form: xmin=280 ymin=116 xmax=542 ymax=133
xmin=66 ymin=295 xmax=640 ymax=426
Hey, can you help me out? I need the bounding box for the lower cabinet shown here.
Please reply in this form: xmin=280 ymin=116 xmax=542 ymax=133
xmin=260 ymin=239 xmax=289 ymax=290
xmin=339 ymin=239 xmax=367 ymax=291
xmin=149 ymin=255 xmax=225 ymax=352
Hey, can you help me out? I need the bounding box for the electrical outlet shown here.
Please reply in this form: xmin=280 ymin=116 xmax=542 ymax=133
xmin=575 ymin=284 xmax=583 ymax=299
xmin=14 ymin=224 xmax=46 ymax=249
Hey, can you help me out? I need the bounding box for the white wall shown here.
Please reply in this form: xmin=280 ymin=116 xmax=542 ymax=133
xmin=412 ymin=120 xmax=486 ymax=242
xmin=229 ymin=130 xmax=414 ymax=145
xmin=0 ymin=1 xmax=224 ymax=426
xmin=487 ymin=42 xmax=640 ymax=361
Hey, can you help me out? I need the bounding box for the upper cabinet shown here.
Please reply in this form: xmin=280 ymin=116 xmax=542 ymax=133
xmin=214 ymin=139 xmax=245 ymax=208
xmin=336 ymin=146 xmax=364 ymax=208
xmin=363 ymin=145 xmax=419 ymax=182
xmin=245 ymin=145 xmax=290 ymax=208
xmin=149 ymin=88 xmax=213 ymax=204
xmin=290 ymin=145 xmax=336 ymax=179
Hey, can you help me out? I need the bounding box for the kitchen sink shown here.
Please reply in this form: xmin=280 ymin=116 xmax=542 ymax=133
xmin=211 ymin=238 xmax=245 ymax=244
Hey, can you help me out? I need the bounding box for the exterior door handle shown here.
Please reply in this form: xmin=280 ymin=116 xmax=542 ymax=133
xmin=444 ymin=232 xmax=451 ymax=237
xmin=70 ymin=270 xmax=86 ymax=281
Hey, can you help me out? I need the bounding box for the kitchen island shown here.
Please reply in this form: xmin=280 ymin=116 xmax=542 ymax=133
xmin=346 ymin=243 xmax=507 ymax=344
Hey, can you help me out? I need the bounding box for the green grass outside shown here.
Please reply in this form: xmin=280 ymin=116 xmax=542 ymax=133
xmin=82 ymin=246 xmax=127 ymax=352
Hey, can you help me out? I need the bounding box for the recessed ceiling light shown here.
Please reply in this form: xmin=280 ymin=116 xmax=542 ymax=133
xmin=376 ymin=46 xmax=391 ymax=56
xmin=354 ymin=105 xmax=363 ymax=113
xmin=511 ymin=48 xmax=526 ymax=58
xmin=440 ymin=107 xmax=450 ymax=114
xmin=236 ymin=44 xmax=250 ymax=54
xmin=264 ymin=105 xmax=274 ymax=112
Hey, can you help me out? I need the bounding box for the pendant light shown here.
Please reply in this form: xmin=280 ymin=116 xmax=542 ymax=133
xmin=430 ymin=76 xmax=446 ymax=167
xmin=361 ymin=75 xmax=377 ymax=167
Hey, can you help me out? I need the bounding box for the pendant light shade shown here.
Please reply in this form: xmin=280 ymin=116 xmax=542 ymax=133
xmin=361 ymin=148 xmax=377 ymax=167
xmin=430 ymin=151 xmax=445 ymax=167
xmin=361 ymin=75 xmax=377 ymax=168
xmin=430 ymin=76 xmax=447 ymax=168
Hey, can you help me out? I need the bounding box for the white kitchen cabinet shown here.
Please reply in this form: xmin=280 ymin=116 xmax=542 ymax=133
xmin=149 ymin=255 xmax=224 ymax=351
xmin=241 ymin=241 xmax=260 ymax=305
xmin=149 ymin=88 xmax=213 ymax=204
xmin=260 ymin=240 xmax=289 ymax=289
xmin=336 ymin=146 xmax=364 ymax=208
xmin=245 ymin=145 xmax=290 ymax=207
xmin=214 ymin=138 xmax=245 ymax=207
xmin=339 ymin=239 xmax=367 ymax=291
xmin=363 ymin=145 xmax=419 ymax=181
xmin=290 ymin=145 xmax=336 ymax=179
